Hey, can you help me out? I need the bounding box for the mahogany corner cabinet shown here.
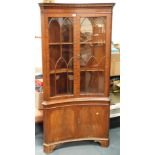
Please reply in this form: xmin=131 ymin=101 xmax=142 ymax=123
xmin=39 ymin=3 xmax=115 ymax=153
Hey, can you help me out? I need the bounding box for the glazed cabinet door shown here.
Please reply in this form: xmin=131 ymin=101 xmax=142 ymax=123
xmin=43 ymin=16 xmax=76 ymax=98
xmin=79 ymin=16 xmax=107 ymax=95
xmin=42 ymin=14 xmax=111 ymax=99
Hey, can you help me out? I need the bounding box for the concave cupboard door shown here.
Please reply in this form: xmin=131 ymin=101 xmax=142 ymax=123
xmin=77 ymin=105 xmax=109 ymax=138
xmin=46 ymin=107 xmax=75 ymax=142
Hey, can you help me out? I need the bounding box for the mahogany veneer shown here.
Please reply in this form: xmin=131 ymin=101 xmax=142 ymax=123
xmin=39 ymin=3 xmax=115 ymax=153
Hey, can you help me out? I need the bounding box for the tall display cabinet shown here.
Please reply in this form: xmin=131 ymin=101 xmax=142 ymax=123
xmin=39 ymin=3 xmax=115 ymax=153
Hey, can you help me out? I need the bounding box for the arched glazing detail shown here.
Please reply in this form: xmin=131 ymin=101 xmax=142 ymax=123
xmin=55 ymin=57 xmax=67 ymax=70
xmin=67 ymin=57 xmax=74 ymax=70
xmin=49 ymin=45 xmax=61 ymax=70
xmin=86 ymin=56 xmax=99 ymax=69
xmin=80 ymin=17 xmax=106 ymax=43
xmin=48 ymin=17 xmax=74 ymax=97
xmin=54 ymin=58 xmax=67 ymax=95
xmin=80 ymin=44 xmax=92 ymax=68
xmin=80 ymin=17 xmax=106 ymax=94
xmin=49 ymin=17 xmax=73 ymax=43
xmin=62 ymin=45 xmax=73 ymax=64
xmin=48 ymin=18 xmax=60 ymax=43
xmin=67 ymin=58 xmax=74 ymax=94
xmin=80 ymin=18 xmax=93 ymax=42
xmin=62 ymin=18 xmax=73 ymax=42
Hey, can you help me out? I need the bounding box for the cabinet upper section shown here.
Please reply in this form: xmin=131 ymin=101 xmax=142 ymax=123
xmin=39 ymin=3 xmax=115 ymax=14
xmin=39 ymin=3 xmax=115 ymax=8
xmin=39 ymin=3 xmax=115 ymax=100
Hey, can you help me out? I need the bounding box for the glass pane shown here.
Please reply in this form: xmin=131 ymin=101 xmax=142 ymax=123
xmin=80 ymin=44 xmax=92 ymax=69
xmin=68 ymin=72 xmax=74 ymax=94
xmin=56 ymin=73 xmax=67 ymax=95
xmin=50 ymin=74 xmax=55 ymax=96
xmin=68 ymin=57 xmax=74 ymax=94
xmin=49 ymin=17 xmax=73 ymax=43
xmin=80 ymin=17 xmax=106 ymax=94
xmin=80 ymin=18 xmax=93 ymax=42
xmin=93 ymin=17 xmax=105 ymax=42
xmin=81 ymin=71 xmax=104 ymax=93
xmin=55 ymin=57 xmax=67 ymax=69
xmin=62 ymin=45 xmax=73 ymax=64
xmin=49 ymin=45 xmax=60 ymax=70
xmin=62 ymin=18 xmax=73 ymax=42
xmin=49 ymin=17 xmax=74 ymax=97
xmin=49 ymin=18 xmax=60 ymax=43
xmin=80 ymin=17 xmax=105 ymax=43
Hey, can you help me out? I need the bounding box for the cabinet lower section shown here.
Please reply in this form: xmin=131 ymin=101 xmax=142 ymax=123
xmin=43 ymin=100 xmax=110 ymax=153
xmin=43 ymin=138 xmax=109 ymax=153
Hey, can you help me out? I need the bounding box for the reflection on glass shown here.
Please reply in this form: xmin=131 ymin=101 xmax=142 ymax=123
xmin=80 ymin=17 xmax=105 ymax=43
xmin=80 ymin=18 xmax=93 ymax=42
xmin=80 ymin=71 xmax=104 ymax=94
xmin=86 ymin=56 xmax=99 ymax=69
xmin=80 ymin=17 xmax=106 ymax=94
xmin=80 ymin=44 xmax=105 ymax=69
xmin=93 ymin=17 xmax=105 ymax=42
xmin=80 ymin=44 xmax=92 ymax=68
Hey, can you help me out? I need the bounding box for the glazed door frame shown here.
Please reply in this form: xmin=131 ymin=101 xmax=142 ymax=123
xmin=41 ymin=13 xmax=80 ymax=100
xmin=41 ymin=13 xmax=112 ymax=100
xmin=75 ymin=13 xmax=112 ymax=97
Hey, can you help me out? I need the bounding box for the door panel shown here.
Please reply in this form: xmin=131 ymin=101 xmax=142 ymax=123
xmin=77 ymin=105 xmax=109 ymax=138
xmin=47 ymin=16 xmax=107 ymax=97
xmin=80 ymin=17 xmax=106 ymax=95
xmin=48 ymin=17 xmax=74 ymax=97
xmin=48 ymin=107 xmax=75 ymax=142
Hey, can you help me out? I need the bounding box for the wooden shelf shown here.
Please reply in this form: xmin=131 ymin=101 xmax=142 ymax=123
xmin=50 ymin=68 xmax=104 ymax=74
xmin=80 ymin=68 xmax=104 ymax=72
xmin=49 ymin=42 xmax=73 ymax=45
xmin=49 ymin=42 xmax=105 ymax=45
xmin=80 ymin=42 xmax=105 ymax=45
xmin=50 ymin=68 xmax=73 ymax=74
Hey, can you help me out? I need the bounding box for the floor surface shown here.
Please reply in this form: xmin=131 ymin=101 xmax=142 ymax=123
xmin=35 ymin=123 xmax=120 ymax=155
